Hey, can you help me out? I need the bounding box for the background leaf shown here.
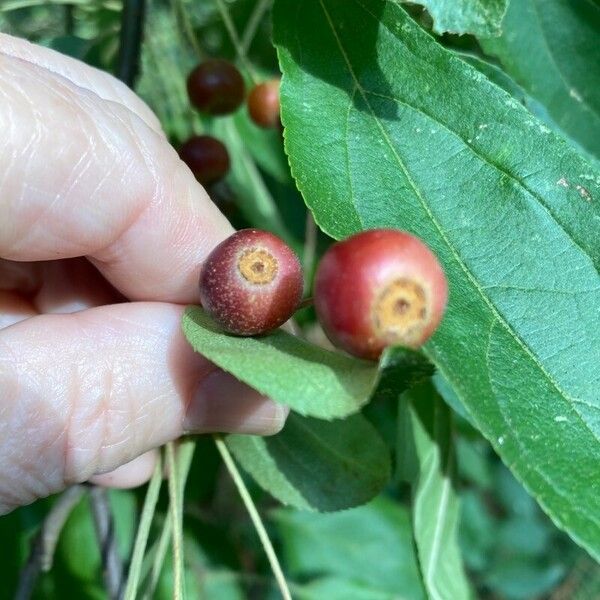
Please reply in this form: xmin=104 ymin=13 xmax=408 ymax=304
xmin=273 ymin=0 xmax=600 ymax=558
xmin=479 ymin=0 xmax=600 ymax=160
xmin=399 ymin=384 xmax=471 ymax=600
xmin=227 ymin=412 xmax=391 ymax=511
xmin=273 ymin=496 xmax=426 ymax=598
xmin=403 ymin=0 xmax=508 ymax=36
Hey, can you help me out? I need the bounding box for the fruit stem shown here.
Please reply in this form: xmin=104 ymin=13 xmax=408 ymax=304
xmin=214 ymin=435 xmax=292 ymax=600
xmin=303 ymin=211 xmax=318 ymax=289
xmin=171 ymin=0 xmax=203 ymax=58
xmin=298 ymin=296 xmax=314 ymax=310
xmin=214 ymin=0 xmax=259 ymax=85
xmin=240 ymin=0 xmax=271 ymax=54
xmin=122 ymin=454 xmax=163 ymax=600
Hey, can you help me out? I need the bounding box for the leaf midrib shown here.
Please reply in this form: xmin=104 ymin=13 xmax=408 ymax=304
xmin=316 ymin=0 xmax=599 ymax=448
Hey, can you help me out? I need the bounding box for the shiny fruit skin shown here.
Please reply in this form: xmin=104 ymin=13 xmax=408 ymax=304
xmin=199 ymin=229 xmax=303 ymax=335
xmin=179 ymin=135 xmax=230 ymax=185
xmin=186 ymin=59 xmax=245 ymax=115
xmin=247 ymin=80 xmax=281 ymax=128
xmin=314 ymin=229 xmax=448 ymax=360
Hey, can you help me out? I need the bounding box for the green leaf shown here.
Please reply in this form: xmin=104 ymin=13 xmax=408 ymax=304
xmin=273 ymin=496 xmax=425 ymax=597
xmin=458 ymin=53 xmax=568 ymax=146
xmin=479 ymin=0 xmax=600 ymax=159
xmin=372 ymin=346 xmax=435 ymax=404
xmin=399 ymin=385 xmax=471 ymax=599
xmin=226 ymin=412 xmax=391 ymax=511
xmin=182 ymin=307 xmax=430 ymax=420
xmin=273 ymin=0 xmax=600 ymax=558
xmin=405 ymin=0 xmax=508 ymax=36
xmin=295 ymin=577 xmax=401 ymax=600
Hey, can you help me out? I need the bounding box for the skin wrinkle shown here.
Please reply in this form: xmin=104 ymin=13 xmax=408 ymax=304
xmin=0 ymin=34 xmax=162 ymax=134
xmin=0 ymin=58 xmax=158 ymax=259
xmin=0 ymin=371 xmax=56 ymax=506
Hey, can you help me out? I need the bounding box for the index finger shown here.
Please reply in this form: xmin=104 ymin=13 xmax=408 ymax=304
xmin=0 ymin=52 xmax=233 ymax=303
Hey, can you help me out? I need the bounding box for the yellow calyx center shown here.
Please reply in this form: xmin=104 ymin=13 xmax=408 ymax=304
xmin=372 ymin=278 xmax=429 ymax=345
xmin=238 ymin=248 xmax=278 ymax=284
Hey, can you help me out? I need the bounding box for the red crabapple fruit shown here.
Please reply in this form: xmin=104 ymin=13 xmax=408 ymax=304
xmin=187 ymin=59 xmax=245 ymax=115
xmin=199 ymin=229 xmax=303 ymax=335
xmin=314 ymin=229 xmax=448 ymax=360
xmin=178 ymin=135 xmax=230 ymax=185
xmin=247 ymin=79 xmax=281 ymax=129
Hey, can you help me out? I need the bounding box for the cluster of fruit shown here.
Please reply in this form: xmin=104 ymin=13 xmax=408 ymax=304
xmin=200 ymin=228 xmax=448 ymax=361
xmin=180 ymin=61 xmax=448 ymax=360
xmin=179 ymin=58 xmax=281 ymax=186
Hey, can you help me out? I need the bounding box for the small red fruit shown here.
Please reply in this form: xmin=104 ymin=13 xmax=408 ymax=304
xmin=179 ymin=135 xmax=230 ymax=185
xmin=247 ymin=79 xmax=281 ymax=128
xmin=187 ymin=59 xmax=245 ymax=115
xmin=314 ymin=229 xmax=448 ymax=360
xmin=199 ymin=229 xmax=303 ymax=335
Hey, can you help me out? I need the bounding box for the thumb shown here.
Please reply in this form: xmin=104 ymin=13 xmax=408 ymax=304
xmin=0 ymin=303 xmax=286 ymax=514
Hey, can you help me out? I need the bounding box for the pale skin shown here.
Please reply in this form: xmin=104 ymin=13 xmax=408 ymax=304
xmin=0 ymin=34 xmax=286 ymax=514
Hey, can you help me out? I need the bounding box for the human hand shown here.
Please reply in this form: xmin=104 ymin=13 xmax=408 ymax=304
xmin=0 ymin=35 xmax=286 ymax=514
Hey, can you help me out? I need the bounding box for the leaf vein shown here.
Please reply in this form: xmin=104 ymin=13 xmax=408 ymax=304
xmin=322 ymin=0 xmax=599 ymax=447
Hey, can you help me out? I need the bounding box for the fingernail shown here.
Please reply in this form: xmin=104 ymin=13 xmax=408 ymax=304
xmin=185 ymin=369 xmax=287 ymax=436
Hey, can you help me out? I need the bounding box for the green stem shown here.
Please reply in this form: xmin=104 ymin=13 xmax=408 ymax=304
xmin=171 ymin=0 xmax=203 ymax=58
xmin=214 ymin=436 xmax=292 ymax=600
xmin=141 ymin=517 xmax=172 ymax=600
xmin=122 ymin=455 xmax=163 ymax=600
xmin=240 ymin=0 xmax=271 ymax=54
xmin=214 ymin=0 xmax=258 ymax=85
xmin=166 ymin=442 xmax=185 ymax=600
xmin=302 ymin=211 xmax=317 ymax=290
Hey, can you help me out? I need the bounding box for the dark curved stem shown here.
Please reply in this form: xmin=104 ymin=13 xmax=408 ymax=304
xmin=117 ymin=0 xmax=146 ymax=87
xmin=89 ymin=486 xmax=124 ymax=600
xmin=64 ymin=4 xmax=75 ymax=35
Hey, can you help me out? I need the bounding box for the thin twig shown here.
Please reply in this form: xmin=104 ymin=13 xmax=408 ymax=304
xmin=122 ymin=455 xmax=163 ymax=600
xmin=302 ymin=211 xmax=317 ymax=291
xmin=90 ymin=485 xmax=124 ymax=600
xmin=117 ymin=0 xmax=146 ymax=87
xmin=240 ymin=0 xmax=271 ymax=54
xmin=166 ymin=442 xmax=185 ymax=600
xmin=141 ymin=516 xmax=172 ymax=600
xmin=214 ymin=0 xmax=258 ymax=85
xmin=140 ymin=441 xmax=195 ymax=600
xmin=214 ymin=436 xmax=292 ymax=600
xmin=171 ymin=0 xmax=203 ymax=58
xmin=64 ymin=4 xmax=75 ymax=35
xmin=15 ymin=485 xmax=86 ymax=600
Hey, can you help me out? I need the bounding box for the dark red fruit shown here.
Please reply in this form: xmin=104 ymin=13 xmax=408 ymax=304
xmin=179 ymin=135 xmax=230 ymax=185
xmin=187 ymin=59 xmax=245 ymax=115
xmin=199 ymin=229 xmax=303 ymax=335
xmin=247 ymin=79 xmax=281 ymax=128
xmin=314 ymin=229 xmax=448 ymax=360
